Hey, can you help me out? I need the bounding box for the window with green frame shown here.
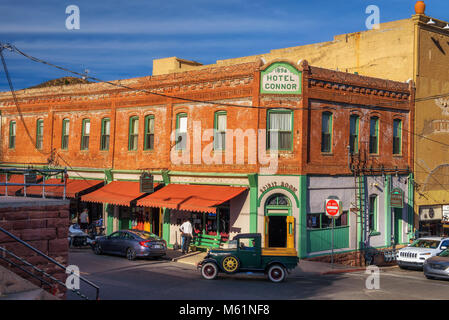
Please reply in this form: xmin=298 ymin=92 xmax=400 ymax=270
xmin=214 ymin=111 xmax=226 ymax=150
xmin=307 ymin=212 xmax=348 ymax=229
xmin=267 ymin=109 xmax=293 ymax=151
xmin=9 ymin=121 xmax=16 ymax=149
xmin=144 ymin=115 xmax=154 ymax=150
xmin=349 ymin=114 xmax=359 ymax=154
xmin=128 ymin=116 xmax=139 ymax=151
xmin=81 ymin=119 xmax=90 ymax=150
xmin=35 ymin=119 xmax=44 ymax=150
xmin=176 ymin=113 xmax=187 ymax=150
xmin=393 ymin=119 xmax=402 ymax=155
xmin=61 ymin=118 xmax=69 ymax=150
xmin=369 ymin=195 xmax=378 ymax=232
xmin=321 ymin=112 xmax=332 ymax=153
xmin=100 ymin=118 xmax=110 ymax=151
xmin=369 ymin=116 xmax=379 ymax=154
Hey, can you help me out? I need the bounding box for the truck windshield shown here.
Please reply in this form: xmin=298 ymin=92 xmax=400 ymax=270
xmin=410 ymin=239 xmax=440 ymax=249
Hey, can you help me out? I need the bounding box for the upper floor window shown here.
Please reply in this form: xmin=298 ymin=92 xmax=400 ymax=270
xmin=321 ymin=112 xmax=332 ymax=153
xmin=100 ymin=118 xmax=110 ymax=151
xmin=393 ymin=119 xmax=402 ymax=155
xmin=267 ymin=110 xmax=293 ymax=151
xmin=81 ymin=119 xmax=90 ymax=150
xmin=9 ymin=121 xmax=16 ymax=149
xmin=369 ymin=117 xmax=379 ymax=154
xmin=176 ymin=113 xmax=187 ymax=150
xmin=214 ymin=111 xmax=227 ymax=150
xmin=61 ymin=119 xmax=69 ymax=150
xmin=144 ymin=115 xmax=154 ymax=151
xmin=349 ymin=115 xmax=359 ymax=154
xmin=36 ymin=119 xmax=44 ymax=150
xmin=128 ymin=116 xmax=139 ymax=151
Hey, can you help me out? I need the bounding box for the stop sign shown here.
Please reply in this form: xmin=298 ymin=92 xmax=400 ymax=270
xmin=325 ymin=199 xmax=341 ymax=217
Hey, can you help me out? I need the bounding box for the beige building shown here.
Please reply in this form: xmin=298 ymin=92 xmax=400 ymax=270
xmin=153 ymin=1 xmax=449 ymax=237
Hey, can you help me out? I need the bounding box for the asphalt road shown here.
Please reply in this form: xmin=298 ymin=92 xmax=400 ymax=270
xmin=67 ymin=249 xmax=449 ymax=300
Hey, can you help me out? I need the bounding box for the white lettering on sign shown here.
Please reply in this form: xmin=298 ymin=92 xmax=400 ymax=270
xmin=261 ymin=64 xmax=301 ymax=94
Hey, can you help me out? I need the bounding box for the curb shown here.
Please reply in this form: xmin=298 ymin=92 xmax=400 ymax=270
xmin=321 ymin=268 xmax=366 ymax=275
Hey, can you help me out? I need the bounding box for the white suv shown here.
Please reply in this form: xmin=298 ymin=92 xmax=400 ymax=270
xmin=396 ymin=237 xmax=449 ymax=269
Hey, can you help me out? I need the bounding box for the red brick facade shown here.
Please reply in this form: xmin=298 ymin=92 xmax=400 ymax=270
xmin=0 ymin=59 xmax=414 ymax=175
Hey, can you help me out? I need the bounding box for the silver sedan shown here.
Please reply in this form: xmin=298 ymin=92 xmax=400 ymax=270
xmin=423 ymin=249 xmax=449 ymax=280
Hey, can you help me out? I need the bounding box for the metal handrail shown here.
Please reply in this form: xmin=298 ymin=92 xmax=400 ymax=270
xmin=0 ymin=226 xmax=100 ymax=300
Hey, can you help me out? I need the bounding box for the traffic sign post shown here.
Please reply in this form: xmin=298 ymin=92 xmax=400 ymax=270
xmin=325 ymin=198 xmax=342 ymax=268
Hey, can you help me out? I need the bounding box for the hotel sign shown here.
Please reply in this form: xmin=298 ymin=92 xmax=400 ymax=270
xmin=260 ymin=62 xmax=302 ymax=95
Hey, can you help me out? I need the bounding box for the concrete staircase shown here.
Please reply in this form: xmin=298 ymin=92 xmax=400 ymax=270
xmin=0 ymin=265 xmax=58 ymax=300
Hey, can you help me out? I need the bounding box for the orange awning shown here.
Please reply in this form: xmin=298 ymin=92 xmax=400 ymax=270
xmin=81 ymin=181 xmax=159 ymax=207
xmin=24 ymin=178 xmax=104 ymax=199
xmin=0 ymin=174 xmax=42 ymax=196
xmin=136 ymin=184 xmax=248 ymax=213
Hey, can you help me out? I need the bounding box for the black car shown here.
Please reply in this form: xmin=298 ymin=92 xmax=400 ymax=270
xmin=92 ymin=230 xmax=167 ymax=260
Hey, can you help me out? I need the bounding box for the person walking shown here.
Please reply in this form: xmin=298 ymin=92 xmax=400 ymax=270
xmin=79 ymin=208 xmax=90 ymax=232
xmin=179 ymin=218 xmax=193 ymax=254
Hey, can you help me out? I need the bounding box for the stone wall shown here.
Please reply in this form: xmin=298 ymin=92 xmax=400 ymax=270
xmin=0 ymin=197 xmax=70 ymax=298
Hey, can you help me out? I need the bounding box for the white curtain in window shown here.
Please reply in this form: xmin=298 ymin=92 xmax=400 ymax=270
xmin=64 ymin=121 xmax=70 ymax=135
xmin=132 ymin=119 xmax=138 ymax=134
xmin=217 ymin=114 xmax=226 ymax=131
xmin=270 ymin=112 xmax=291 ymax=131
xmin=148 ymin=118 xmax=154 ymax=134
xmin=179 ymin=116 xmax=187 ymax=132
xmin=85 ymin=122 xmax=90 ymax=135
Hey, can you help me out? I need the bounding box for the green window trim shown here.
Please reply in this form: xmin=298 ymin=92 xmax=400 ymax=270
xmin=35 ymin=119 xmax=44 ymax=150
xmin=369 ymin=116 xmax=379 ymax=154
xmin=321 ymin=112 xmax=332 ymax=153
xmin=9 ymin=120 xmax=16 ymax=149
xmin=307 ymin=211 xmax=349 ymax=230
xmin=393 ymin=119 xmax=402 ymax=155
xmin=369 ymin=195 xmax=378 ymax=232
xmin=81 ymin=118 xmax=90 ymax=151
xmin=100 ymin=117 xmax=110 ymax=151
xmin=144 ymin=115 xmax=155 ymax=151
xmin=128 ymin=116 xmax=139 ymax=151
xmin=349 ymin=114 xmax=359 ymax=154
xmin=266 ymin=109 xmax=293 ymax=151
xmin=264 ymin=194 xmax=292 ymax=216
xmin=175 ymin=113 xmax=187 ymax=150
xmin=61 ymin=118 xmax=69 ymax=150
xmin=213 ymin=111 xmax=227 ymax=151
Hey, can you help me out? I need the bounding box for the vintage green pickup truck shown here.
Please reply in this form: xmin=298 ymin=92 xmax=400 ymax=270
xmin=197 ymin=233 xmax=299 ymax=282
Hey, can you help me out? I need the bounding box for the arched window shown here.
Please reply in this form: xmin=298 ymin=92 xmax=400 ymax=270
xmin=393 ymin=119 xmax=402 ymax=155
xmin=321 ymin=112 xmax=332 ymax=153
xmin=61 ymin=119 xmax=69 ymax=150
xmin=9 ymin=121 xmax=16 ymax=149
xmin=266 ymin=194 xmax=291 ymax=206
xmin=349 ymin=114 xmax=359 ymax=154
xmin=100 ymin=118 xmax=111 ymax=151
xmin=369 ymin=116 xmax=379 ymax=154
xmin=128 ymin=116 xmax=139 ymax=151
xmin=81 ymin=118 xmax=90 ymax=150
xmin=36 ymin=119 xmax=44 ymax=150
xmin=369 ymin=195 xmax=378 ymax=232
xmin=144 ymin=115 xmax=155 ymax=150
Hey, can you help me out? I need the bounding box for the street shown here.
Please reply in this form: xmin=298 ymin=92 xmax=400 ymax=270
xmin=67 ymin=249 xmax=449 ymax=300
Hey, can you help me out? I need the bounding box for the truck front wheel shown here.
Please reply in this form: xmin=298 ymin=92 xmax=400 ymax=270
xmin=267 ymin=264 xmax=286 ymax=283
xmin=201 ymin=262 xmax=219 ymax=280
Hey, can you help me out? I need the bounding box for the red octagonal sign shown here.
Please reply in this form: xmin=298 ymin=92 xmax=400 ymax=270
xmin=326 ymin=199 xmax=340 ymax=217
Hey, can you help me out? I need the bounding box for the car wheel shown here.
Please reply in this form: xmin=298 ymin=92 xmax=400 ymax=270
xmin=93 ymin=243 xmax=102 ymax=255
xmin=201 ymin=262 xmax=219 ymax=280
xmin=267 ymin=264 xmax=286 ymax=283
xmin=126 ymin=248 xmax=137 ymax=261
xmin=222 ymin=255 xmax=240 ymax=273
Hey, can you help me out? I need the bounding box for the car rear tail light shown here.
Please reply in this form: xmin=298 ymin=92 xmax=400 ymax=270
xmin=139 ymin=240 xmax=150 ymax=247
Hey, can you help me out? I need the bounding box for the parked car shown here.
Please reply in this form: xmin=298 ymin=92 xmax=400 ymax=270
xmin=396 ymin=237 xmax=449 ymax=269
xmin=92 ymin=230 xmax=167 ymax=260
xmin=197 ymin=233 xmax=299 ymax=283
xmin=423 ymin=248 xmax=449 ymax=280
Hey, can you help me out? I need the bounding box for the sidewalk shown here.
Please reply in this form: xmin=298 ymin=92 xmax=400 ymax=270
xmin=163 ymin=249 xmax=207 ymax=266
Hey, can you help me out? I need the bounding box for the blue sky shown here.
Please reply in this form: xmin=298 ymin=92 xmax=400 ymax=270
xmin=0 ymin=0 xmax=448 ymax=91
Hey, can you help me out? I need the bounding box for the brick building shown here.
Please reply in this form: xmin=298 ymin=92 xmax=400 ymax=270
xmin=0 ymin=58 xmax=414 ymax=265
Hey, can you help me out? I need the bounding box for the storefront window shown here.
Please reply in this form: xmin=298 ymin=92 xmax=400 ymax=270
xmin=307 ymin=212 xmax=348 ymax=229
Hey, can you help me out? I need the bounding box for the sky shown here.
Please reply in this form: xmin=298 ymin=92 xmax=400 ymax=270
xmin=0 ymin=0 xmax=448 ymax=91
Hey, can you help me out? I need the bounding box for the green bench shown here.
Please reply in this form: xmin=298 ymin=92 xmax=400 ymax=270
xmin=191 ymin=233 xmax=223 ymax=251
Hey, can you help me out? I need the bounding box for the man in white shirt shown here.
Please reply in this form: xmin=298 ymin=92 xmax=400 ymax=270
xmin=179 ymin=218 xmax=193 ymax=254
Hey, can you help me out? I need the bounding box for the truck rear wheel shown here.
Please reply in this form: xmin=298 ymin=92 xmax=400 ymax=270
xmin=201 ymin=262 xmax=218 ymax=280
xmin=267 ymin=264 xmax=286 ymax=283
